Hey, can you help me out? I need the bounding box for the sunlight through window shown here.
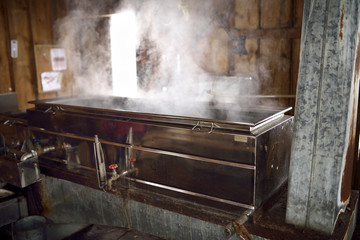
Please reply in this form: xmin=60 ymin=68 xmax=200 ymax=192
xmin=110 ymin=11 xmax=137 ymax=97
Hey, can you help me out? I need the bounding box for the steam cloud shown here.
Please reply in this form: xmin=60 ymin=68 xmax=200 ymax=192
xmin=54 ymin=0 xmax=264 ymax=119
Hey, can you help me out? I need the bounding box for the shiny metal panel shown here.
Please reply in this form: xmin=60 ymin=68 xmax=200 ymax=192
xmin=27 ymin=109 xmax=257 ymax=165
xmin=0 ymin=155 xmax=40 ymax=188
xmin=29 ymin=96 xmax=292 ymax=132
xmin=127 ymin=149 xmax=255 ymax=206
xmin=0 ymin=115 xmax=40 ymax=188
xmin=254 ymin=116 xmax=293 ymax=207
xmin=12 ymin=97 xmax=294 ymax=211
xmin=26 ymin=129 xmax=257 ymax=207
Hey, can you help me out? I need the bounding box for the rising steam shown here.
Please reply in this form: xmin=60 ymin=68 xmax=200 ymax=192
xmin=54 ymin=0 xmax=263 ymax=117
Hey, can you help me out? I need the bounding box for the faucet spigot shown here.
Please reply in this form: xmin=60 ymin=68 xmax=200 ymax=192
xmin=109 ymin=164 xmax=118 ymax=176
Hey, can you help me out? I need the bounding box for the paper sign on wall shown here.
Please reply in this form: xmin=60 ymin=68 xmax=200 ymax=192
xmin=41 ymin=72 xmax=62 ymax=92
xmin=50 ymin=48 xmax=67 ymax=71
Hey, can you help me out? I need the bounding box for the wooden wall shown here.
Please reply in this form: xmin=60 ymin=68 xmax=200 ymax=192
xmin=206 ymin=0 xmax=304 ymax=109
xmin=0 ymin=0 xmax=13 ymax=94
xmin=0 ymin=0 xmax=68 ymax=110
xmin=0 ymin=0 xmax=303 ymax=111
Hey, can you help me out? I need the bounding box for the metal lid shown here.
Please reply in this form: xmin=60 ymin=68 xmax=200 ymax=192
xmin=30 ymin=96 xmax=292 ymax=132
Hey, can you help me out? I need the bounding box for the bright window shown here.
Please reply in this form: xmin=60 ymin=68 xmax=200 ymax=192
xmin=110 ymin=11 xmax=138 ymax=97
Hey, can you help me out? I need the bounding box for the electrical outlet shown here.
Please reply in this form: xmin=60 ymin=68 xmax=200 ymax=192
xmin=11 ymin=40 xmax=18 ymax=58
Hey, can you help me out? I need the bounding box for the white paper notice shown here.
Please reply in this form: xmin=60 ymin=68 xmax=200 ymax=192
xmin=50 ymin=48 xmax=67 ymax=71
xmin=41 ymin=72 xmax=62 ymax=92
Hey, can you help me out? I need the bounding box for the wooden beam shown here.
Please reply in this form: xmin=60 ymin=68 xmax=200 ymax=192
xmin=0 ymin=0 xmax=13 ymax=93
xmin=231 ymin=28 xmax=301 ymax=39
xmin=29 ymin=0 xmax=53 ymax=44
xmin=51 ymin=0 xmax=68 ymax=43
xmin=6 ymin=0 xmax=37 ymax=110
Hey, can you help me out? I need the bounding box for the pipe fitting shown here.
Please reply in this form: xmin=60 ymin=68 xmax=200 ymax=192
xmin=223 ymin=209 xmax=254 ymax=238
xmin=107 ymin=167 xmax=138 ymax=191
xmin=20 ymin=150 xmax=37 ymax=162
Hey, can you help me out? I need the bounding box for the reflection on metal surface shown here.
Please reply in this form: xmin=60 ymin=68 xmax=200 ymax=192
xmin=29 ymin=96 xmax=292 ymax=132
xmin=0 ymin=188 xmax=14 ymax=198
xmin=126 ymin=177 xmax=255 ymax=209
xmin=94 ymin=135 xmax=107 ymax=189
xmin=0 ymin=96 xmax=293 ymax=212
xmin=28 ymin=127 xmax=257 ymax=170
xmin=20 ymin=150 xmax=37 ymax=162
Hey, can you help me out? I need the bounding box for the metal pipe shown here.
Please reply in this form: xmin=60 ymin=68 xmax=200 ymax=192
xmin=20 ymin=142 xmax=59 ymax=162
xmin=107 ymin=168 xmax=138 ymax=191
xmin=20 ymin=150 xmax=37 ymax=162
xmin=125 ymin=127 xmax=133 ymax=171
xmin=223 ymin=209 xmax=254 ymax=238
xmin=41 ymin=146 xmax=56 ymax=154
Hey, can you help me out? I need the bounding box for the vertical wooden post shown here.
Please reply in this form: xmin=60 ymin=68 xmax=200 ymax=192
xmin=29 ymin=0 xmax=57 ymax=100
xmin=5 ymin=0 xmax=37 ymax=110
xmin=0 ymin=0 xmax=13 ymax=93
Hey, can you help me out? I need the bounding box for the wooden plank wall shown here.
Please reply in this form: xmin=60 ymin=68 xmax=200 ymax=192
xmin=30 ymin=0 xmax=56 ymax=100
xmin=234 ymin=0 xmax=304 ymax=109
xmin=0 ymin=0 xmax=12 ymax=94
xmin=0 ymin=0 xmax=68 ymax=110
xmin=5 ymin=0 xmax=37 ymax=110
xmin=0 ymin=0 xmax=303 ymax=110
xmin=203 ymin=0 xmax=303 ymax=109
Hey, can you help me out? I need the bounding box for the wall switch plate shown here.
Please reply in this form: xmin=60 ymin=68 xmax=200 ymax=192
xmin=11 ymin=40 xmax=17 ymax=58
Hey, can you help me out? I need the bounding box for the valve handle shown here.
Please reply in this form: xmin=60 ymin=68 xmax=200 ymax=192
xmin=109 ymin=164 xmax=118 ymax=169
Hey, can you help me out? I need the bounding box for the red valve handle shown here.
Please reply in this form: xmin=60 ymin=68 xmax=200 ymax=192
xmin=109 ymin=164 xmax=118 ymax=169
xmin=128 ymin=158 xmax=136 ymax=162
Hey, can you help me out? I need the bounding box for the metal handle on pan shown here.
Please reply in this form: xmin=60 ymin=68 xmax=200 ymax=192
xmin=3 ymin=119 xmax=27 ymax=127
xmin=191 ymin=121 xmax=220 ymax=134
xmin=44 ymin=106 xmax=64 ymax=115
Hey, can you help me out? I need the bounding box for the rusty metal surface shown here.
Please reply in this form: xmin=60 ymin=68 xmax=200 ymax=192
xmin=344 ymin=32 xmax=360 ymax=201
xmin=247 ymin=189 xmax=359 ymax=240
xmin=352 ymin=32 xmax=360 ymax=191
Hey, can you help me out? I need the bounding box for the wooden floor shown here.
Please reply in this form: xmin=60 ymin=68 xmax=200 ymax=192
xmin=64 ymin=225 xmax=165 ymax=240
xmin=0 ymin=224 xmax=165 ymax=240
xmin=0 ymin=187 xmax=358 ymax=239
xmin=0 ymin=214 xmax=359 ymax=240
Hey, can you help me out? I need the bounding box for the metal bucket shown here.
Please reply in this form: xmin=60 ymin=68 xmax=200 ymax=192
xmin=14 ymin=215 xmax=46 ymax=240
